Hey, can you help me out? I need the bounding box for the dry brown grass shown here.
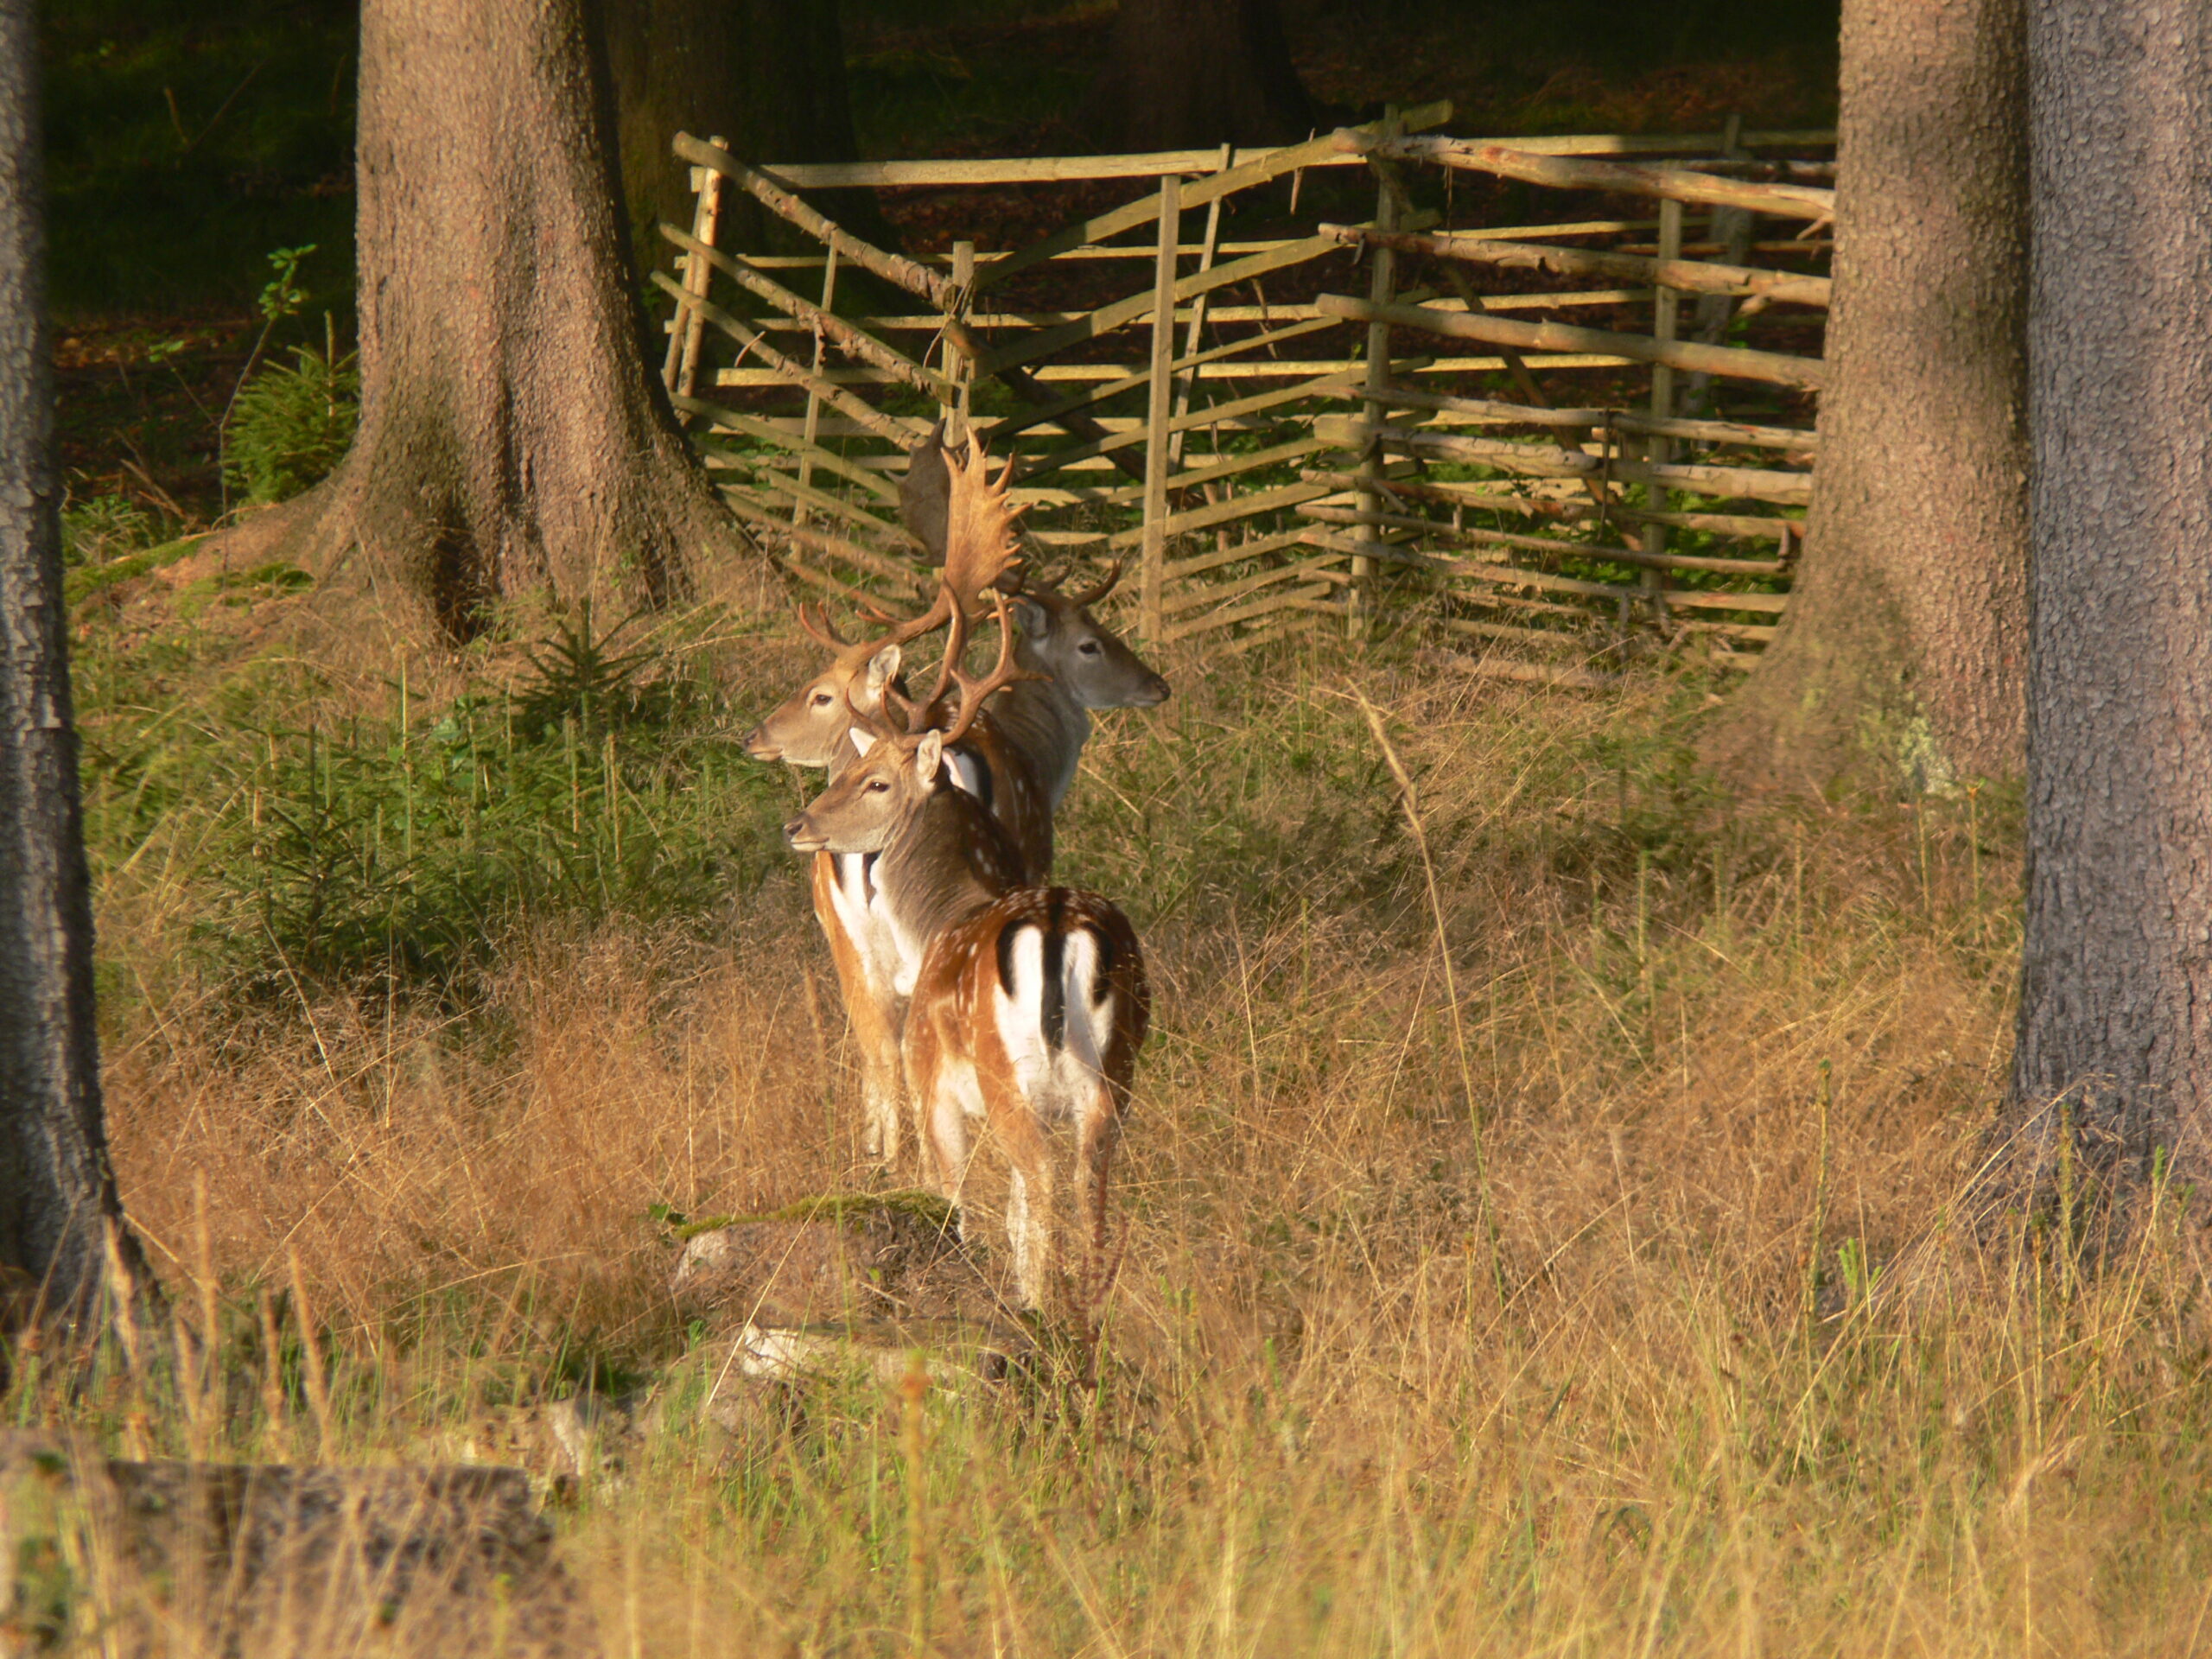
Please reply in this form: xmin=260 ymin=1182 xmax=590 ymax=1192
xmin=31 ymin=630 xmax=2212 ymax=1655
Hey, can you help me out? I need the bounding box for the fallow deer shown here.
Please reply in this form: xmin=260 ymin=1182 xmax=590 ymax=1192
xmin=743 ymin=442 xmax=1166 ymax=1166
xmin=785 ymin=597 xmax=1150 ymax=1312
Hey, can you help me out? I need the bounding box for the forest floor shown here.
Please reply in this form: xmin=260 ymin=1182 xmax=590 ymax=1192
xmin=40 ymin=560 xmax=2212 ymax=1651
xmin=45 ymin=6 xmax=2209 ymax=1656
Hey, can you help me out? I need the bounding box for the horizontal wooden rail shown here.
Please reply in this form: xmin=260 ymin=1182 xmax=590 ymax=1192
xmin=1161 ymin=553 xmax=1348 ymax=618
xmin=1294 ymin=504 xmax=1786 ymax=575
xmin=760 ymin=128 xmax=1834 ymax=189
xmin=973 ymin=102 xmax=1453 ymax=293
xmin=1318 ymin=226 xmax=1830 ymax=308
xmin=649 ymin=276 xmax=918 ymax=443
xmin=682 ymin=399 xmax=901 ymax=500
xmin=1166 ymin=581 xmax=1338 ymax=642
xmin=842 ymin=287 xmax=1651 ymax=331
xmin=1317 ymin=417 xmax=1816 ymax=505
xmin=658 ymin=224 xmax=956 ymax=399
xmin=712 ymin=351 xmax=1637 ymax=391
xmin=718 ymin=488 xmax=928 ymax=587
xmin=1375 ymin=386 xmax=1818 ymax=449
xmin=1018 ymin=367 xmax=1364 ymax=478
xmin=1106 ymin=480 xmax=1336 ymax=550
xmin=1299 ymin=468 xmax=1799 ymax=542
xmin=982 ymin=317 xmax=1342 ymax=447
xmin=980 ymin=213 xmax=1435 ymax=379
xmin=1315 ymin=294 xmax=1827 ymax=390
xmin=1161 ymin=524 xmax=1317 ymax=582
xmin=1352 ymin=139 xmax=1839 ymax=222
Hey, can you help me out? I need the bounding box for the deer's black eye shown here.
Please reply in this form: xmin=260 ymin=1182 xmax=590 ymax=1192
xmin=812 ymin=691 xmax=834 ymax=707
xmin=1078 ymin=640 xmax=1101 ymax=655
xmin=867 ymin=779 xmax=890 ymax=793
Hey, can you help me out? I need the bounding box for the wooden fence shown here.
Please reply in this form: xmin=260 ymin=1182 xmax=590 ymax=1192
xmin=657 ymin=106 xmax=1833 ymax=665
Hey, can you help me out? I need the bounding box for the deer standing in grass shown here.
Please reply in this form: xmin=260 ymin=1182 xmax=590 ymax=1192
xmin=786 ymin=594 xmax=1151 ymax=1312
xmin=744 ymin=436 xmax=1166 ymax=1164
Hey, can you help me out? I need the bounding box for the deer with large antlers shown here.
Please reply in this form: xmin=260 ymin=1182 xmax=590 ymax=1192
xmin=785 ymin=593 xmax=1150 ymax=1313
xmin=744 ymin=436 xmax=1166 ymax=1164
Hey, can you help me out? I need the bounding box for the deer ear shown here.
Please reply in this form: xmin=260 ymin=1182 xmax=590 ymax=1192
xmin=912 ymin=730 xmax=944 ymax=785
xmin=856 ymin=645 xmax=902 ymax=714
xmin=1010 ymin=596 xmax=1048 ymax=639
xmin=848 ymin=728 xmax=878 ymax=758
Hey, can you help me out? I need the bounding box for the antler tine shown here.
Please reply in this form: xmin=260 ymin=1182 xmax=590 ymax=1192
xmin=1067 ymin=557 xmax=1124 ymax=609
xmin=935 ymin=590 xmax=1046 ymax=746
xmin=792 ymin=601 xmax=853 ymax=651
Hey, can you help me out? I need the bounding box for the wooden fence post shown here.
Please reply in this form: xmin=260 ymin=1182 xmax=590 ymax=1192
xmin=1641 ymin=194 xmax=1684 ymax=620
xmin=662 ymin=133 xmax=727 ymax=407
xmin=1351 ymin=106 xmax=1403 ymax=642
xmin=792 ymin=245 xmax=840 ymax=531
xmin=946 ymin=240 xmax=976 ymax=444
xmin=1139 ymin=175 xmax=1181 ymax=643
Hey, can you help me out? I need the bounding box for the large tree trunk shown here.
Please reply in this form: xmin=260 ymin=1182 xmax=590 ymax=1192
xmin=1702 ymin=0 xmax=2028 ymax=795
xmin=280 ymin=0 xmax=768 ymax=644
xmin=605 ymin=0 xmax=881 ymax=267
xmin=0 ymin=0 xmax=142 ymax=1317
xmin=1084 ymin=0 xmax=1315 ymax=153
xmin=2005 ymin=1 xmax=2212 ymax=1187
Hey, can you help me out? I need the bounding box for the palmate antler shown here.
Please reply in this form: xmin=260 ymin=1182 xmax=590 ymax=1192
xmin=789 ymin=435 xmax=1026 ymax=706
xmin=911 ymin=434 xmax=1026 ymax=709
xmin=912 ymin=589 xmax=1045 ymax=740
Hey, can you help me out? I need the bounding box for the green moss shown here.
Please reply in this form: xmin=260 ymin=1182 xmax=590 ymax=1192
xmin=675 ymin=1189 xmax=957 ymax=1241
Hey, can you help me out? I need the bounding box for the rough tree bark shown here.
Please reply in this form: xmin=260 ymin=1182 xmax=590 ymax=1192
xmin=1084 ymin=0 xmax=1316 ymax=152
xmin=0 ymin=0 xmax=143 ymax=1316
xmin=1702 ymin=0 xmax=2028 ymax=796
xmin=604 ymin=0 xmax=880 ymax=266
xmin=276 ymin=0 xmax=767 ymax=643
xmin=2005 ymin=0 xmax=2212 ymax=1186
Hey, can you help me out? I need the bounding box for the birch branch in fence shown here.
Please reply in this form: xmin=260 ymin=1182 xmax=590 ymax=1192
xmin=1314 ymin=294 xmax=1827 ymax=390
xmin=671 ymin=135 xmax=960 ymax=309
xmin=658 ymin=225 xmax=956 ymax=398
xmin=1345 ymin=138 xmax=1838 ymax=222
xmin=1316 ymin=226 xmax=1831 ymax=308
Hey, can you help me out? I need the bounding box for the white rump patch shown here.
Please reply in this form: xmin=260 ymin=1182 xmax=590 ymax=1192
xmin=992 ymin=924 xmax=1116 ymax=1122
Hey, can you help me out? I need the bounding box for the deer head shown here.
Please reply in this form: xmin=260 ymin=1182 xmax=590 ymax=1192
xmin=743 ymin=603 xmax=903 ymax=768
xmin=1005 ymin=562 xmax=1171 ymax=710
xmin=785 ymin=592 xmax=1039 ymax=856
xmin=752 ymin=435 xmax=1023 ymax=767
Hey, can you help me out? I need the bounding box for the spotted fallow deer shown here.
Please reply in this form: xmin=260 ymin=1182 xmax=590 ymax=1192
xmin=785 ymin=597 xmax=1149 ymax=1312
xmin=743 ymin=441 xmax=1166 ymax=1166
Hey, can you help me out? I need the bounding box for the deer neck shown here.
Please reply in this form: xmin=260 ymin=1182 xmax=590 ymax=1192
xmin=990 ymin=677 xmax=1090 ymax=810
xmin=874 ymin=778 xmax=1020 ymax=959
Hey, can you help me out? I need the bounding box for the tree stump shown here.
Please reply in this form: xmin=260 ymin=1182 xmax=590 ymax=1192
xmin=0 ymin=1433 xmax=599 ymax=1656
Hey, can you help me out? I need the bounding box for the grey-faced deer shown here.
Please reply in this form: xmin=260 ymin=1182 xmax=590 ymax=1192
xmin=786 ymin=598 xmax=1149 ymax=1313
